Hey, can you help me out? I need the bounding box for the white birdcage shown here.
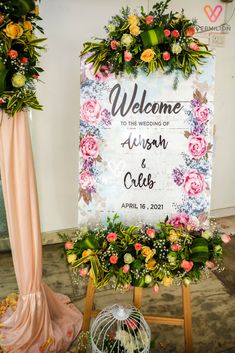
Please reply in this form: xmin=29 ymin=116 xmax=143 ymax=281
xmin=90 ymin=304 xmax=151 ymax=353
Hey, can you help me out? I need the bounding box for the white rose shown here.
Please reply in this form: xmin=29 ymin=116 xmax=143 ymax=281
xmin=172 ymin=43 xmax=182 ymax=55
xmin=121 ymin=33 xmax=135 ymax=48
xmin=202 ymin=230 xmax=212 ymax=240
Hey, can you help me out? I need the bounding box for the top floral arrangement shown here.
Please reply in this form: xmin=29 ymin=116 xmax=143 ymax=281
xmin=81 ymin=0 xmax=211 ymax=79
xmin=0 ymin=0 xmax=46 ymax=116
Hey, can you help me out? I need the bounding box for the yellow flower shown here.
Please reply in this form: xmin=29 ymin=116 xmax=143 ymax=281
xmin=67 ymin=254 xmax=77 ymax=264
xmin=141 ymin=246 xmax=155 ymax=262
xmin=168 ymin=230 xmax=179 ymax=243
xmin=162 ymin=276 xmax=173 ymax=287
xmin=4 ymin=22 xmax=23 ymax=39
xmin=11 ymin=73 xmax=26 ymax=88
xmin=140 ymin=49 xmax=155 ymax=62
xmin=82 ymin=249 xmax=93 ymax=257
xmin=128 ymin=15 xmax=139 ymax=26
xmin=146 ymin=258 xmax=156 ymax=270
xmin=24 ymin=21 xmax=33 ymax=31
xmin=130 ymin=25 xmax=141 ymax=37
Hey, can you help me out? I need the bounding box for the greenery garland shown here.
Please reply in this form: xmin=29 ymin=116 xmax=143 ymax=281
xmin=0 ymin=0 xmax=46 ymax=116
xmin=81 ymin=0 xmax=211 ymax=81
xmin=62 ymin=215 xmax=232 ymax=290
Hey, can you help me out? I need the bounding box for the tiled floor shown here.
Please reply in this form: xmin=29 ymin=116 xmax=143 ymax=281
xmin=0 ymin=216 xmax=235 ymax=353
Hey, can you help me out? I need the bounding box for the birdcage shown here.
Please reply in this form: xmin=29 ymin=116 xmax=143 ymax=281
xmin=90 ymin=304 xmax=151 ymax=353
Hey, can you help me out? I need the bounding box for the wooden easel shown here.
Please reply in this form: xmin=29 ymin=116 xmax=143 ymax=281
xmin=81 ymin=276 xmax=193 ymax=353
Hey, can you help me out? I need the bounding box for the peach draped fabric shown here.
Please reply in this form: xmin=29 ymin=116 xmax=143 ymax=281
xmin=0 ymin=111 xmax=82 ymax=353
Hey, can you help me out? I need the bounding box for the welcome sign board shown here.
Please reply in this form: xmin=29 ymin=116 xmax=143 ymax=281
xmin=79 ymin=58 xmax=214 ymax=226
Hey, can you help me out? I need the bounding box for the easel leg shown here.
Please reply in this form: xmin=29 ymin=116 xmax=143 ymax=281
xmin=82 ymin=276 xmax=95 ymax=332
xmin=133 ymin=287 xmax=143 ymax=310
xmin=182 ymin=284 xmax=193 ymax=353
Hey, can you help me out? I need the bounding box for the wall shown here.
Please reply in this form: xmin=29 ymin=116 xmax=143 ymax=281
xmin=31 ymin=0 xmax=235 ymax=233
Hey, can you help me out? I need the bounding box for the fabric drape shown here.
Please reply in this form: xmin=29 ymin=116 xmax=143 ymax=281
xmin=0 ymin=111 xmax=82 ymax=353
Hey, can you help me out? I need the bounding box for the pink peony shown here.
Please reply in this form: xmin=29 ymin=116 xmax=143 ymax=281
xmin=135 ymin=243 xmax=142 ymax=251
xmin=110 ymin=40 xmax=118 ymax=50
xmin=171 ymin=244 xmax=181 ymax=252
xmin=171 ymin=29 xmax=180 ymax=38
xmin=146 ymin=228 xmax=156 ymax=238
xmin=152 ymin=284 xmax=160 ymax=294
xmin=80 ymin=135 xmax=99 ymax=159
xmin=185 ymin=26 xmax=196 ymax=37
xmin=183 ymin=170 xmax=205 ymax=197
xmin=181 ymin=260 xmax=194 ymax=272
xmin=79 ymin=170 xmax=94 ymax=190
xmin=64 ymin=241 xmax=73 ymax=250
xmin=187 ymin=215 xmax=200 ymax=231
xmin=146 ymin=15 xmax=154 ymax=24
xmin=122 ymin=264 xmax=130 ymax=273
xmin=188 ymin=136 xmax=208 ymax=160
xmin=81 ymin=99 xmax=102 ymax=125
xmin=107 ymin=232 xmax=117 ymax=242
xmin=164 ymin=29 xmax=171 ymax=37
xmin=221 ymin=234 xmax=232 ymax=243
xmin=168 ymin=212 xmax=189 ymax=229
xmin=124 ymin=50 xmax=132 ymax=62
xmin=206 ymin=260 xmax=215 ymax=269
xmin=79 ymin=268 xmax=89 ymax=277
xmin=125 ymin=319 xmax=138 ymax=330
xmin=110 ymin=255 xmax=118 ymax=264
xmin=194 ymin=104 xmax=209 ymax=124
xmin=85 ymin=63 xmax=113 ymax=81
xmin=162 ymin=51 xmax=171 ymax=61
xmin=189 ymin=42 xmax=199 ymax=51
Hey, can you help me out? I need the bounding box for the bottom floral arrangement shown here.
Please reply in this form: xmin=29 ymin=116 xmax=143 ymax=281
xmin=61 ymin=213 xmax=233 ymax=290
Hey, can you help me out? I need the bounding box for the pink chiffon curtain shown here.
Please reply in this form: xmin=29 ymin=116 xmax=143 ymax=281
xmin=0 ymin=111 xmax=82 ymax=353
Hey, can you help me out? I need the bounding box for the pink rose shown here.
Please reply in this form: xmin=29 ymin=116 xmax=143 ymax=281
xmin=164 ymin=29 xmax=171 ymax=37
xmin=194 ymin=104 xmax=209 ymax=124
xmin=152 ymin=284 xmax=160 ymax=294
xmin=124 ymin=50 xmax=132 ymax=62
xmin=183 ymin=170 xmax=205 ymax=197
xmin=162 ymin=51 xmax=171 ymax=61
xmin=110 ymin=255 xmax=118 ymax=264
xmin=79 ymin=268 xmax=89 ymax=277
xmin=65 ymin=241 xmax=73 ymax=250
xmin=206 ymin=260 xmax=215 ymax=269
xmin=185 ymin=26 xmax=196 ymax=37
xmin=81 ymin=99 xmax=102 ymax=125
xmin=122 ymin=264 xmax=130 ymax=273
xmin=107 ymin=232 xmax=117 ymax=242
xmin=189 ymin=42 xmax=199 ymax=51
xmin=8 ymin=49 xmax=18 ymax=59
xmin=187 ymin=216 xmax=200 ymax=231
xmin=125 ymin=319 xmax=137 ymax=330
xmin=181 ymin=260 xmax=194 ymax=272
xmin=80 ymin=135 xmax=99 ymax=159
xmin=188 ymin=136 xmax=208 ymax=160
xmin=171 ymin=29 xmax=180 ymax=38
xmin=168 ymin=212 xmax=189 ymax=229
xmin=171 ymin=244 xmax=181 ymax=252
xmin=79 ymin=170 xmax=94 ymax=190
xmin=135 ymin=243 xmax=142 ymax=251
xmin=146 ymin=228 xmax=155 ymax=238
xmin=221 ymin=234 xmax=232 ymax=243
xmin=146 ymin=15 xmax=154 ymax=24
xmin=110 ymin=40 xmax=118 ymax=50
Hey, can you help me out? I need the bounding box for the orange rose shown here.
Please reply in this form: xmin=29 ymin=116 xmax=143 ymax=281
xmin=82 ymin=249 xmax=93 ymax=257
xmin=141 ymin=246 xmax=155 ymax=261
xmin=140 ymin=49 xmax=155 ymax=62
xmin=24 ymin=21 xmax=33 ymax=31
xmin=4 ymin=22 xmax=23 ymax=39
xmin=146 ymin=258 xmax=156 ymax=270
xmin=162 ymin=276 xmax=173 ymax=287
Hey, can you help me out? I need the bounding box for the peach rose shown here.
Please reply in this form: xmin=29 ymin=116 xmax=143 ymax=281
xmin=81 ymin=99 xmax=102 ymax=125
xmin=185 ymin=26 xmax=196 ymax=37
xmin=171 ymin=29 xmax=180 ymax=38
xmin=171 ymin=244 xmax=181 ymax=251
xmin=110 ymin=40 xmax=118 ymax=50
xmin=65 ymin=241 xmax=73 ymax=250
xmin=146 ymin=228 xmax=155 ymax=238
xmin=79 ymin=268 xmax=89 ymax=277
xmin=162 ymin=51 xmax=171 ymax=61
xmin=189 ymin=42 xmax=199 ymax=51
xmin=188 ymin=136 xmax=208 ymax=159
xmin=152 ymin=284 xmax=160 ymax=294
xmin=141 ymin=48 xmax=155 ymax=62
xmin=124 ymin=50 xmax=132 ymax=62
xmin=8 ymin=50 xmax=18 ymax=59
xmin=80 ymin=135 xmax=99 ymax=159
xmin=106 ymin=232 xmax=117 ymax=242
xmin=206 ymin=260 xmax=215 ymax=269
xmin=181 ymin=260 xmax=194 ymax=272
xmin=146 ymin=15 xmax=154 ymax=25
xmin=110 ymin=255 xmax=118 ymax=264
xmin=164 ymin=29 xmax=171 ymax=37
xmin=122 ymin=264 xmax=130 ymax=273
xmin=183 ymin=170 xmax=205 ymax=196
xmin=221 ymin=234 xmax=232 ymax=243
xmin=135 ymin=243 xmax=142 ymax=251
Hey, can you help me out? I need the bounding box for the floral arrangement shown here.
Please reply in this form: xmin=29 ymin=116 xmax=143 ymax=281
xmin=0 ymin=0 xmax=46 ymax=116
xmin=81 ymin=0 xmax=211 ymax=81
xmin=62 ymin=214 xmax=232 ymax=290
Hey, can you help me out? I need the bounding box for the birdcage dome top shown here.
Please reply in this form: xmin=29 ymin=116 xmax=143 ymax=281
xmin=91 ymin=304 xmax=151 ymax=353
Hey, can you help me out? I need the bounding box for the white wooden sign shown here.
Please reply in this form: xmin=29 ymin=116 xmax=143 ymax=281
xmin=79 ymin=58 xmax=214 ymax=226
